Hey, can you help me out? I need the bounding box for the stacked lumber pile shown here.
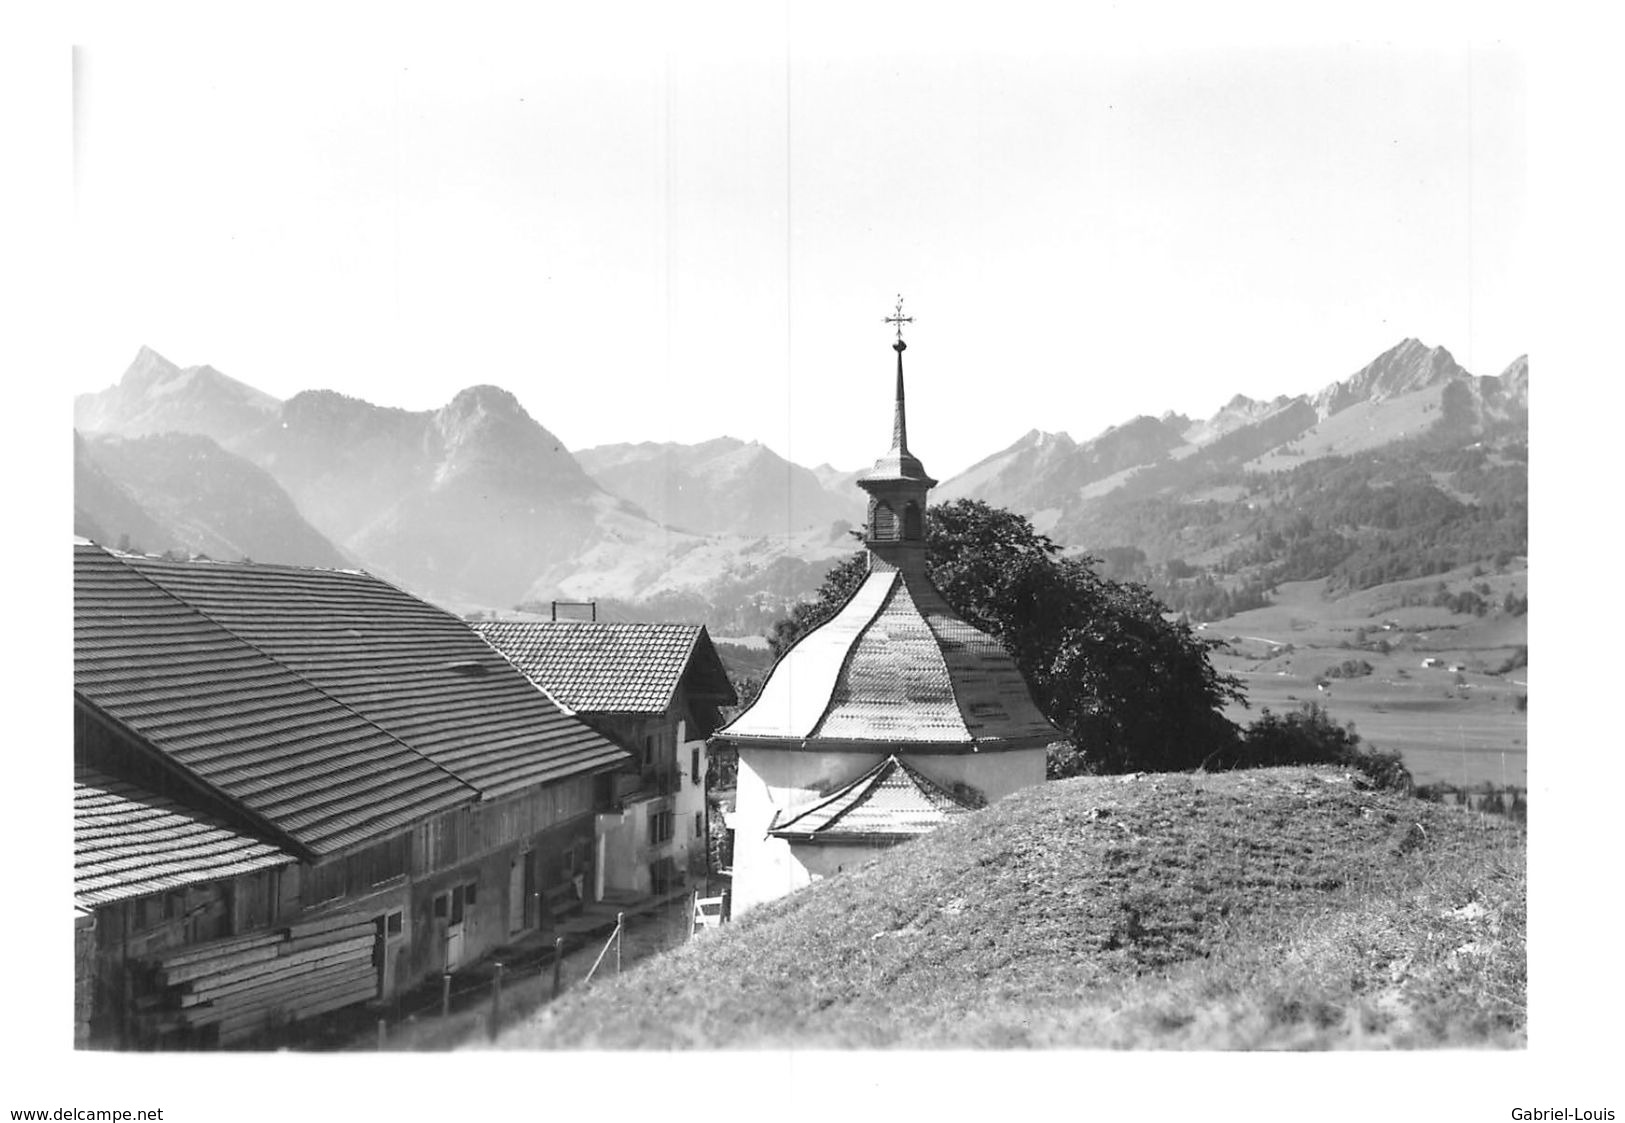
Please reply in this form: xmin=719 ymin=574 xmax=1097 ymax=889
xmin=139 ymin=913 xmax=378 ymax=1045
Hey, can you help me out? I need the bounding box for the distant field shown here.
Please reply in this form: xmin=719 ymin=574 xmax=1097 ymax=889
xmin=1211 ymin=570 xmax=1528 ymax=788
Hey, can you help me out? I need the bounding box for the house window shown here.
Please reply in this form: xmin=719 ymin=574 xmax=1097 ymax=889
xmin=691 ymin=747 xmax=701 ymax=785
xmin=383 ymin=909 xmax=404 ymax=938
xmin=441 ymin=879 xmax=479 ymax=926
xmin=643 ymin=734 xmax=654 ymax=768
xmin=649 ymin=810 xmax=674 ymax=844
xmin=695 ymin=811 xmax=703 ymax=839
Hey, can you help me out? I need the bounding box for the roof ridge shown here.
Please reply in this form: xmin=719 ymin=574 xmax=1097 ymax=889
xmin=470 ymin=627 xmax=579 ymax=716
xmin=805 ymin=570 xmax=903 ymax=740
xmin=719 ymin=568 xmax=896 ymax=740
xmin=775 ymin=755 xmax=896 ymax=832
xmin=906 ymin=571 xmax=982 ymax=747
xmin=813 ymin=754 xmax=905 ymax=833
xmin=891 ymin=753 xmax=983 ymax=810
xmin=104 ymin=549 xmax=482 ymax=829
xmin=475 ymin=619 xmax=701 ymax=633
xmin=908 ymin=571 xmax=1062 ymax=748
xmin=96 ymin=545 xmax=373 ymax=578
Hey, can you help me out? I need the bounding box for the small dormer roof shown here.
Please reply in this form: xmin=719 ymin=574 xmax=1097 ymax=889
xmin=768 ymin=755 xmax=983 ymax=843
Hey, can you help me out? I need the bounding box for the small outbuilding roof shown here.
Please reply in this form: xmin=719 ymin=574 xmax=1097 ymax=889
xmin=74 ymin=765 xmax=295 ymax=908
xmin=473 ymin=620 xmax=736 ymax=715
xmin=769 ymin=755 xmax=983 ymax=843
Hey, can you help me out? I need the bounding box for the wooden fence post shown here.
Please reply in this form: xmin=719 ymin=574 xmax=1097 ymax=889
xmin=551 ymin=937 xmax=564 ymax=999
xmin=615 ymin=912 xmax=624 ymax=975
xmin=488 ymin=962 xmax=504 ymax=1041
xmin=441 ymin=972 xmax=452 ymax=1019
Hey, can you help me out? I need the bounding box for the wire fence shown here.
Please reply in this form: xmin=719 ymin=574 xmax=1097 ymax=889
xmin=303 ymin=893 xmax=703 ymax=1051
xmin=1413 ymin=781 xmax=1527 ymax=824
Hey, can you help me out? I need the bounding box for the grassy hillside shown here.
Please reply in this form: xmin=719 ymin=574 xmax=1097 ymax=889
xmin=494 ymin=767 xmax=1523 ymax=1049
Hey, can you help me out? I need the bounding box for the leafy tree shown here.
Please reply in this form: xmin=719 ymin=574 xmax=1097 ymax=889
xmin=1214 ymin=702 xmax=1412 ymax=791
xmin=768 ymin=499 xmax=1246 ymax=776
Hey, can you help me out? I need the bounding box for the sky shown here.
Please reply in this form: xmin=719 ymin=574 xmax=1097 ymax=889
xmin=67 ymin=3 xmax=1526 ymax=480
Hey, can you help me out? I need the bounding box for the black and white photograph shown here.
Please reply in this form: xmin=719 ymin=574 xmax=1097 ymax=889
xmin=8 ymin=0 xmax=1616 ymax=1119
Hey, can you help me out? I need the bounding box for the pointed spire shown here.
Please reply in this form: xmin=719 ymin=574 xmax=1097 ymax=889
xmin=891 ymin=336 xmax=910 ymax=455
xmin=863 ymin=295 xmax=934 ymax=486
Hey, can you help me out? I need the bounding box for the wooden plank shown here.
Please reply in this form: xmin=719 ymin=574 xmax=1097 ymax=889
xmin=189 ymin=934 xmax=373 ymax=992
xmin=182 ymin=937 xmax=375 ymax=1003
xmin=282 ymin=923 xmax=376 ymax=955
xmin=159 ymin=943 xmax=282 ymax=985
xmin=183 ymin=962 xmax=357 ymax=1025
xmin=185 ymin=961 xmax=376 ymax=1027
xmin=153 ymin=932 xmax=282 ymax=970
xmin=217 ymin=977 xmax=378 ymax=1044
xmin=211 ymin=967 xmax=377 ymax=1036
xmin=286 ymin=910 xmax=376 ymax=940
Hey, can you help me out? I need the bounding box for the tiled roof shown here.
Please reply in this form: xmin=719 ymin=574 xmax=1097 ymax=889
xmin=75 ymin=545 xmax=630 ymax=855
xmin=473 ymin=621 xmax=735 ymax=714
xmin=75 ymin=544 xmax=473 ymax=856
xmin=115 ymin=553 xmax=631 ymax=798
xmin=74 ymin=765 xmax=294 ymax=908
xmin=769 ymin=755 xmax=982 ymax=841
xmin=716 ymin=568 xmax=1061 ymax=752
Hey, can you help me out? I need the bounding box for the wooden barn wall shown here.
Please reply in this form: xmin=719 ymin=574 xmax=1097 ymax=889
xmin=80 ymin=769 xmax=605 ymax=1046
xmin=74 ymin=917 xmax=95 ymax=1048
xmin=84 ymin=865 xmax=285 ymax=1047
xmin=397 ymin=803 xmax=598 ymax=988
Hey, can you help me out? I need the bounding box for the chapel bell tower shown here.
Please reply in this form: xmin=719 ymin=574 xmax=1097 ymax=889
xmin=858 ymin=296 xmax=937 ymax=574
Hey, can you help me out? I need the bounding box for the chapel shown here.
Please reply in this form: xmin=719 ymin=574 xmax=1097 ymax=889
xmin=712 ymin=301 xmax=1064 ymax=914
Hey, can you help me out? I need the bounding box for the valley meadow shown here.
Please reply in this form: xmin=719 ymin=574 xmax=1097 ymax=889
xmin=1210 ymin=568 xmax=1528 ymax=788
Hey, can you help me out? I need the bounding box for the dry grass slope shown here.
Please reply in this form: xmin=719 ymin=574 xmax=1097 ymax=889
xmin=495 ymin=767 xmax=1524 ymax=1050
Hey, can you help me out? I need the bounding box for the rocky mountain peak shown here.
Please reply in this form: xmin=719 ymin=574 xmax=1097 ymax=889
xmin=1313 ymin=337 xmax=1468 ymax=420
xmin=121 ymin=345 xmax=183 ymax=390
xmin=75 ymin=346 xmax=281 ymax=446
xmin=431 ymin=385 xmax=594 ymax=495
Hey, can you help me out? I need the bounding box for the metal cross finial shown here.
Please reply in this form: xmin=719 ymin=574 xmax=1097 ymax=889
xmin=884 ymin=294 xmax=913 ymax=342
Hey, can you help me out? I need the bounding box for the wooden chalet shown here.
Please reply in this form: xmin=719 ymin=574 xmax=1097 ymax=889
xmin=73 ymin=542 xmax=630 ymax=1048
xmin=473 ymin=621 xmax=735 ymax=898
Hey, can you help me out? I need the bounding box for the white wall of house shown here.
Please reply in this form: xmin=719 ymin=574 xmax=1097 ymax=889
xmin=595 ymin=714 xmax=712 ymax=897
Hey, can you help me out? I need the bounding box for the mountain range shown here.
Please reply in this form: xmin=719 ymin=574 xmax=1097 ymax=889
xmin=72 ymin=338 xmax=1526 ymax=630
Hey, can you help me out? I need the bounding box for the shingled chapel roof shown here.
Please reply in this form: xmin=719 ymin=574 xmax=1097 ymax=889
xmin=713 ymin=303 xmax=1063 ymax=756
